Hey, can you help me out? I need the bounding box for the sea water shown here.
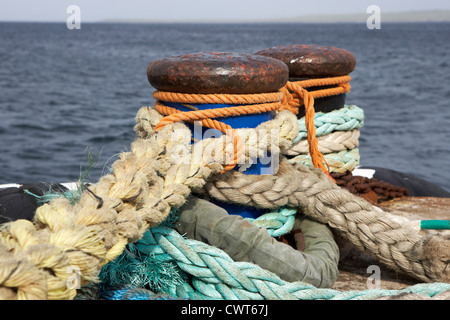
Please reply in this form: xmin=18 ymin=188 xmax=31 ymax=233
xmin=0 ymin=22 xmax=449 ymax=192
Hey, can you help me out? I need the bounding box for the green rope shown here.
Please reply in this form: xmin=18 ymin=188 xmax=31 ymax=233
xmin=421 ymin=220 xmax=450 ymax=230
xmin=99 ymin=207 xmax=449 ymax=300
xmin=288 ymin=148 xmax=360 ymax=173
xmin=24 ymin=188 xmax=83 ymax=206
xmin=98 ymin=209 xmax=187 ymax=293
xmin=246 ymin=208 xmax=297 ymax=237
xmin=98 ymin=207 xmax=297 ymax=298
xmin=294 ymin=105 xmax=364 ymax=143
xmin=135 ymin=225 xmax=450 ymax=300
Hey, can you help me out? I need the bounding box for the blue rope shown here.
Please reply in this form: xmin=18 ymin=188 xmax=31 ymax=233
xmin=100 ymin=285 xmax=181 ymax=300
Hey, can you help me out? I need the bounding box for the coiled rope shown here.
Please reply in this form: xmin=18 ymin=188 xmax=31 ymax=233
xmin=246 ymin=208 xmax=296 ymax=237
xmin=292 ymin=104 xmax=364 ymax=143
xmin=133 ymin=225 xmax=450 ymax=300
xmin=152 ymin=76 xmax=352 ymax=179
xmin=280 ymin=76 xmax=352 ymax=174
xmin=285 ymin=129 xmax=360 ymax=156
xmin=283 ymin=105 xmax=363 ymax=173
xmin=1 ymin=75 xmax=449 ymax=299
xmin=153 ymin=91 xmax=283 ymax=173
xmin=288 ymin=148 xmax=361 ymax=173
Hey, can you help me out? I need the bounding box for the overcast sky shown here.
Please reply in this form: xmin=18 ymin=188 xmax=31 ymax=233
xmin=1 ymin=0 xmax=450 ymax=22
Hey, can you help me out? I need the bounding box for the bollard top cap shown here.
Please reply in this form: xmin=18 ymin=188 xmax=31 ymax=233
xmin=254 ymin=44 xmax=356 ymax=79
xmin=147 ymin=51 xmax=289 ymax=94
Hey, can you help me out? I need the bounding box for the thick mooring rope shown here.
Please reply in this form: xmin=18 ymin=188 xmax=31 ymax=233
xmin=135 ymin=225 xmax=450 ymax=300
xmin=0 ymin=109 xmax=298 ymax=300
xmin=293 ymin=104 xmax=364 ymax=143
xmin=284 ymin=129 xmax=360 ymax=156
xmin=142 ymin=94 xmax=450 ymax=281
xmin=288 ymin=148 xmax=360 ymax=173
xmin=199 ymin=160 xmax=450 ymax=284
xmin=0 ymin=78 xmax=449 ymax=299
xmin=0 ymin=121 xmax=228 ymax=299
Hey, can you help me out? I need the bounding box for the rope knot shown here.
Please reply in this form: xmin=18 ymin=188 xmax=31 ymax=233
xmin=278 ymin=76 xmax=352 ymax=180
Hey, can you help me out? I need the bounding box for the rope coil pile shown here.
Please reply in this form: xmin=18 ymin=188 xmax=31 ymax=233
xmin=0 ymin=59 xmax=449 ymax=300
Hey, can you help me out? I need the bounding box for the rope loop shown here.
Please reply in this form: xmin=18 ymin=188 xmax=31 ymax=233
xmin=152 ymin=75 xmax=351 ymax=179
xmin=280 ymin=76 xmax=352 ymax=179
xmin=153 ymin=90 xmax=284 ymax=105
xmin=153 ymin=91 xmax=283 ymax=173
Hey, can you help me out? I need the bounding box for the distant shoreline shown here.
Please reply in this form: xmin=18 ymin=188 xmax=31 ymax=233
xmin=1 ymin=10 xmax=450 ymax=24
xmin=102 ymin=10 xmax=450 ymax=24
xmin=2 ymin=20 xmax=450 ymax=25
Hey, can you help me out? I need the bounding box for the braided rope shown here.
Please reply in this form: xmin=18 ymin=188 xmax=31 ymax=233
xmin=288 ymin=148 xmax=360 ymax=173
xmin=0 ymin=109 xmax=299 ymax=300
xmin=153 ymin=90 xmax=284 ymax=105
xmin=284 ymin=129 xmax=360 ymax=156
xmin=294 ymin=105 xmax=364 ymax=143
xmin=246 ymin=208 xmax=296 ymax=237
xmin=1 ymin=97 xmax=448 ymax=299
xmin=135 ymin=225 xmax=450 ymax=300
xmin=200 ymin=160 xmax=450 ymax=283
xmin=136 ymin=106 xmax=299 ymax=171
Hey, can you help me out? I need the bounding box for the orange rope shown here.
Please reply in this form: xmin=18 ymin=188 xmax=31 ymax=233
xmin=153 ymin=92 xmax=282 ymax=173
xmin=153 ymin=91 xmax=284 ymax=105
xmin=280 ymin=76 xmax=351 ymax=115
xmin=280 ymin=76 xmax=351 ymax=180
xmin=152 ymin=75 xmax=351 ymax=177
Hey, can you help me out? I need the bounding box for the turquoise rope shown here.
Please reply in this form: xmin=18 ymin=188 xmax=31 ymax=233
xmin=246 ymin=208 xmax=297 ymax=237
xmin=100 ymin=285 xmax=181 ymax=300
xmin=294 ymin=105 xmax=364 ymax=143
xmin=23 ymin=187 xmax=83 ymax=206
xmin=135 ymin=225 xmax=450 ymax=300
xmin=288 ymin=148 xmax=360 ymax=173
xmin=98 ymin=207 xmax=296 ymax=297
xmin=99 ymin=208 xmax=449 ymax=300
xmin=421 ymin=220 xmax=450 ymax=230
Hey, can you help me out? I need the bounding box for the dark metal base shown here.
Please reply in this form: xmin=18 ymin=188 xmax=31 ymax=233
xmin=287 ymin=78 xmax=347 ymax=118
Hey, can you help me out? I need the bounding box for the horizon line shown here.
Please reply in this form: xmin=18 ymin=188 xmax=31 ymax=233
xmin=1 ymin=9 xmax=450 ymax=24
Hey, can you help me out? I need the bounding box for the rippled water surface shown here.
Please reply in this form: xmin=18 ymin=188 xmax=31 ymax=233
xmin=1 ymin=22 xmax=449 ymax=191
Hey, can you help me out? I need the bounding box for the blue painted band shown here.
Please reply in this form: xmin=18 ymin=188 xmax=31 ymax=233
xmin=165 ymin=101 xmax=275 ymax=176
xmin=165 ymin=101 xmax=275 ymax=219
xmin=164 ymin=101 xmax=274 ymax=131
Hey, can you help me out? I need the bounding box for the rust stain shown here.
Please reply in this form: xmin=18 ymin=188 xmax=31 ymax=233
xmin=146 ymin=51 xmax=289 ymax=94
xmin=255 ymin=44 xmax=356 ymax=79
